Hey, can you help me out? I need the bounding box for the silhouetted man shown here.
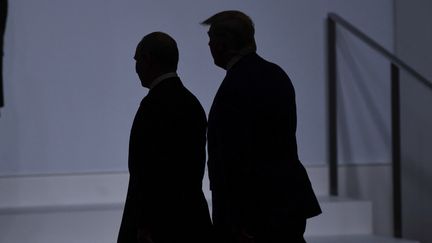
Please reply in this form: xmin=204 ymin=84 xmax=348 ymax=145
xmin=202 ymin=11 xmax=321 ymax=243
xmin=117 ymin=32 xmax=212 ymax=243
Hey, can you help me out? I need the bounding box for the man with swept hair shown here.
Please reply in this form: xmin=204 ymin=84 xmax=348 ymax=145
xmin=117 ymin=32 xmax=212 ymax=243
xmin=202 ymin=11 xmax=321 ymax=243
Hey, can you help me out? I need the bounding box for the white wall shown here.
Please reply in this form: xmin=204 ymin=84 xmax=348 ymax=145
xmin=337 ymin=164 xmax=394 ymax=236
xmin=394 ymin=1 xmax=432 ymax=242
xmin=0 ymin=164 xmax=393 ymax=242
xmin=0 ymin=0 xmax=393 ymax=174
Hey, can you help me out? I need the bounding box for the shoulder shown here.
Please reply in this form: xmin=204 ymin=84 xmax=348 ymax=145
xmin=161 ymin=78 xmax=206 ymax=116
xmin=257 ymin=55 xmax=290 ymax=81
xmin=230 ymin=53 xmax=289 ymax=80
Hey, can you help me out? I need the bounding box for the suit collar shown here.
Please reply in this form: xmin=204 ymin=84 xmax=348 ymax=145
xmin=141 ymin=76 xmax=182 ymax=106
xmin=226 ymin=52 xmax=259 ymax=74
xmin=226 ymin=50 xmax=256 ymax=71
xmin=147 ymin=76 xmax=182 ymax=95
xmin=149 ymin=72 xmax=178 ymax=89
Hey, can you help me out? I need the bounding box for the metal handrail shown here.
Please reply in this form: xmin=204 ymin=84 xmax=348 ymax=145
xmin=328 ymin=13 xmax=432 ymax=89
xmin=327 ymin=13 xmax=432 ymax=238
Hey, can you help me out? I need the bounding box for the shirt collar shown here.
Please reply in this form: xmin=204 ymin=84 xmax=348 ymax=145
xmin=226 ymin=48 xmax=255 ymax=71
xmin=226 ymin=55 xmax=243 ymax=71
xmin=149 ymin=72 xmax=178 ymax=89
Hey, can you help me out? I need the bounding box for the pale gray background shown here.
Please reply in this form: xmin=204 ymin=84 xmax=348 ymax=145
xmin=0 ymin=0 xmax=393 ymax=175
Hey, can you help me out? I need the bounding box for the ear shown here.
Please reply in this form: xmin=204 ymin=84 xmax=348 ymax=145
xmin=142 ymin=53 xmax=153 ymax=67
xmin=216 ymin=41 xmax=227 ymax=53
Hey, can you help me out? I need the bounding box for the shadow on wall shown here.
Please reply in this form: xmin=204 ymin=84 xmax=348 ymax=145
xmin=336 ymin=29 xmax=391 ymax=167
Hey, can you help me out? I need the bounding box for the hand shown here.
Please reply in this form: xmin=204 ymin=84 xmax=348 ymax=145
xmin=137 ymin=228 xmax=154 ymax=243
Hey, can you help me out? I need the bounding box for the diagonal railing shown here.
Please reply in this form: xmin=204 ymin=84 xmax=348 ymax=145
xmin=327 ymin=13 xmax=432 ymax=238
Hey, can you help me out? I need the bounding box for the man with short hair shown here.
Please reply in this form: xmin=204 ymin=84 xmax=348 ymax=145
xmin=202 ymin=11 xmax=321 ymax=243
xmin=117 ymin=32 xmax=212 ymax=243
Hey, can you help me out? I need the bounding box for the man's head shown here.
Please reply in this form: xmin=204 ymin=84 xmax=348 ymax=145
xmin=134 ymin=32 xmax=179 ymax=88
xmin=201 ymin=10 xmax=256 ymax=69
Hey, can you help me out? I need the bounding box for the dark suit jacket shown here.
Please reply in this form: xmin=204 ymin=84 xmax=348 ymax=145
xmin=118 ymin=77 xmax=212 ymax=243
xmin=208 ymin=53 xmax=321 ymax=234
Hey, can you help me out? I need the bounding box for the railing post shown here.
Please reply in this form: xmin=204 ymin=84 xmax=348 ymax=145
xmin=327 ymin=16 xmax=338 ymax=196
xmin=391 ymin=63 xmax=402 ymax=238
